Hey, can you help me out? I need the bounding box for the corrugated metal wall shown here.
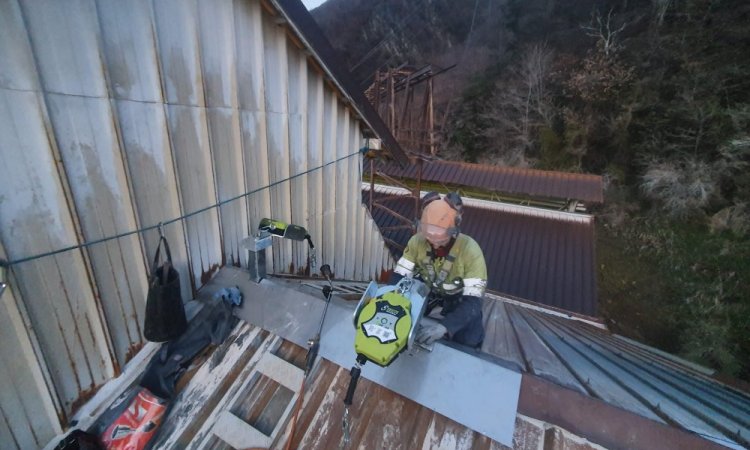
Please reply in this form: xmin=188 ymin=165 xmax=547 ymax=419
xmin=0 ymin=0 xmax=392 ymax=447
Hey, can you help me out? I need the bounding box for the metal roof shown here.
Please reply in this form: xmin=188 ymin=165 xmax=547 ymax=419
xmin=365 ymin=190 xmax=599 ymax=316
xmin=366 ymin=159 xmax=605 ymax=204
xmin=481 ymin=293 xmax=750 ymax=449
xmin=272 ymin=0 xmax=409 ymax=166
xmin=63 ymin=268 xmax=746 ymax=450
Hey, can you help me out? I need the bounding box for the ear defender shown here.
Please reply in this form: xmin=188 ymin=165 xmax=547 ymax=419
xmin=444 ymin=192 xmax=463 ymax=235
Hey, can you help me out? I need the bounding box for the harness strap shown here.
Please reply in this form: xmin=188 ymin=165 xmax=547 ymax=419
xmin=423 ymin=244 xmax=460 ymax=295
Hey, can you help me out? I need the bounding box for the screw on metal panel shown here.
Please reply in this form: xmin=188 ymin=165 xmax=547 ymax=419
xmin=0 ymin=260 xmax=7 ymax=298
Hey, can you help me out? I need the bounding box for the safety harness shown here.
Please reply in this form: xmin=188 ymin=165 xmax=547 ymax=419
xmin=421 ymin=238 xmax=463 ymax=297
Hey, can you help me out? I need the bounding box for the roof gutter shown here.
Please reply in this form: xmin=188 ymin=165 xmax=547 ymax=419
xmin=270 ymin=0 xmax=410 ymax=166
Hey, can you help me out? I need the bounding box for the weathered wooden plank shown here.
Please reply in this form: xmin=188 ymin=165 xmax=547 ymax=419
xmin=46 ymin=93 xmax=148 ymax=366
xmin=0 ymin=0 xmax=37 ymax=91
xmin=151 ymin=324 xmax=263 ymax=448
xmin=116 ymin=100 xmax=192 ymax=301
xmin=0 ymin=89 xmax=114 ymax=412
xmin=20 ymin=0 xmax=107 ymax=97
xmin=184 ymin=332 xmax=281 ymax=450
xmin=96 ymin=0 xmax=163 ymax=102
xmin=256 ymin=353 xmax=304 ymax=392
xmin=213 ymin=410 xmax=271 ymax=448
xmin=166 ymin=104 xmax=222 ymax=288
xmin=152 ymin=0 xmax=204 ymax=106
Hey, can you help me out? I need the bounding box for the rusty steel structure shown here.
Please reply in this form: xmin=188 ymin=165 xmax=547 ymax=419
xmin=363 ymin=64 xmax=452 ymax=249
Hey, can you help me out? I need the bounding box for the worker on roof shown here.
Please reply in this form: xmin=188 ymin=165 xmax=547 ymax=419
xmin=390 ymin=191 xmax=487 ymax=348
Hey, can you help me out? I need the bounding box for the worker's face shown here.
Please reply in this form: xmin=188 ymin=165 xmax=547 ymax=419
xmin=420 ymin=222 xmax=452 ymax=247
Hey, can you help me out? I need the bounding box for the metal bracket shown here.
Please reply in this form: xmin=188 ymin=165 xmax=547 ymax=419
xmin=241 ymin=232 xmax=273 ymax=283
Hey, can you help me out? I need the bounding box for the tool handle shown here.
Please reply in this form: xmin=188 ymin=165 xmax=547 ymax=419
xmin=343 ymin=366 xmax=361 ymax=406
xmin=305 ymin=339 xmax=319 ymax=376
xmin=320 ymin=264 xmax=332 ymax=280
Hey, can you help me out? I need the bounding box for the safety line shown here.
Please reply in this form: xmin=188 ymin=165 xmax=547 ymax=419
xmin=2 ymin=150 xmax=361 ymax=267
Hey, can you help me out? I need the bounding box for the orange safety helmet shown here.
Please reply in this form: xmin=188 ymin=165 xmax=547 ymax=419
xmin=418 ymin=192 xmax=463 ymax=246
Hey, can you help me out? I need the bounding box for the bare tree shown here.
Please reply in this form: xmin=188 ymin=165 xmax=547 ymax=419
xmin=480 ymin=43 xmax=554 ymax=166
xmin=581 ymin=8 xmax=627 ymax=57
xmin=651 ymin=0 xmax=672 ymax=27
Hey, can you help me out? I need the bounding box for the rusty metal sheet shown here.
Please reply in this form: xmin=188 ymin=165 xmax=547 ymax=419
xmin=0 ymin=245 xmax=62 ymax=449
xmin=152 ymin=0 xmax=204 ymax=106
xmin=166 ymin=105 xmax=222 ymax=286
xmin=263 ymin=17 xmax=293 ymax=275
xmin=333 ymin=107 xmax=350 ymax=277
xmin=46 ymin=93 xmax=148 ymax=366
xmin=0 ymin=0 xmax=37 ymax=91
xmin=321 ymin=90 xmax=337 ymax=271
xmin=234 ymin=0 xmax=266 ymax=112
xmin=287 ymin=48 xmax=310 ymax=274
xmin=96 ymin=0 xmax=163 ymax=103
xmin=197 ymin=0 xmax=238 ymax=109
xmin=305 ymin=69 xmax=325 ymax=274
xmin=20 ymin=0 xmax=106 ymax=97
xmin=240 ymin=110 xmax=273 ymax=257
xmin=206 ymin=108 xmax=248 ymax=266
xmin=115 ymin=100 xmax=192 ymax=301
xmin=0 ymin=89 xmax=114 ymax=412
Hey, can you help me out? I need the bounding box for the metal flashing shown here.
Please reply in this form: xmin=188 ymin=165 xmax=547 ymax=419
xmin=221 ymin=268 xmax=521 ymax=446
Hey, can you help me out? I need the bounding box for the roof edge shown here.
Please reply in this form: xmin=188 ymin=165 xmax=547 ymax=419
xmin=271 ymin=0 xmax=409 ymax=166
xmin=364 ymin=183 xmax=594 ymax=224
xmin=485 ymin=290 xmax=606 ymax=330
xmin=519 ymin=374 xmax=731 ymax=450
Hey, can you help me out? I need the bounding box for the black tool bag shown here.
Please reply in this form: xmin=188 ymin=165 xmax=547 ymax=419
xmin=144 ymin=236 xmax=187 ymax=342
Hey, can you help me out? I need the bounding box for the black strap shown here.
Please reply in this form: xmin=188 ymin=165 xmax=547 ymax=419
xmin=152 ymin=236 xmax=173 ymax=275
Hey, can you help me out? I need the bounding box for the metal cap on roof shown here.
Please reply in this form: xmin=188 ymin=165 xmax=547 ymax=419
xmin=367 ymin=159 xmax=605 ymax=204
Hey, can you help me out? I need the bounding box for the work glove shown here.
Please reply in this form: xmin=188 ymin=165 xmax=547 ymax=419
xmin=416 ymin=321 xmax=448 ymax=345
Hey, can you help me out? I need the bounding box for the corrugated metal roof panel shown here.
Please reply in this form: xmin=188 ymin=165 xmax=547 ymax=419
xmin=478 ymin=296 xmax=750 ymax=448
xmin=367 ymin=160 xmax=604 ymax=204
xmin=365 ymin=190 xmax=598 ymax=316
xmin=147 ymin=272 xmax=750 ymax=449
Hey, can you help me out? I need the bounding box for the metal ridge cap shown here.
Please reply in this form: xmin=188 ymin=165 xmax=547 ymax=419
xmin=363 ymin=183 xmax=594 ymax=224
xmin=485 ymin=290 xmax=607 ymax=330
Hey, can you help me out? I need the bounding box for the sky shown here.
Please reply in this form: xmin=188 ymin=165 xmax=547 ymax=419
xmin=302 ymin=0 xmax=326 ymax=10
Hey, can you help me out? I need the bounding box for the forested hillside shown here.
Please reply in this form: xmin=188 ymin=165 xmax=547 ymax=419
xmin=313 ymin=0 xmax=750 ymax=382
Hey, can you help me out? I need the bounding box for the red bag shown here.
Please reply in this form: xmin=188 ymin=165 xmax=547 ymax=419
xmin=100 ymin=388 xmax=167 ymax=450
